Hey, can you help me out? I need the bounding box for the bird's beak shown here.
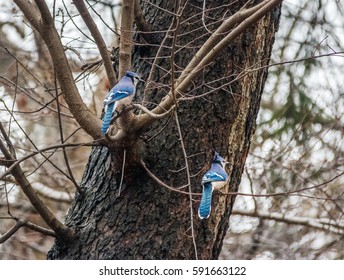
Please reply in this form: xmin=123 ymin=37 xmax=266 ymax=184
xmin=135 ymin=75 xmax=144 ymax=84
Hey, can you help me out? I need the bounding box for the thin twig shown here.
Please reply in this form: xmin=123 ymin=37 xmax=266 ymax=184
xmin=73 ymin=0 xmax=116 ymax=86
xmin=15 ymin=0 xmax=102 ymax=139
xmin=86 ymin=0 xmax=120 ymax=37
xmin=174 ymin=110 xmax=198 ymax=260
xmin=0 ymin=123 xmax=73 ymax=241
xmin=0 ymin=218 xmax=56 ymax=244
xmin=201 ymin=0 xmax=213 ymax=34
xmin=0 ymin=50 xmax=72 ymax=118
xmin=180 ymin=51 xmax=344 ymax=102
xmin=232 ymin=210 xmax=344 ymax=235
xmin=18 ymin=218 xmax=57 ymax=237
xmin=137 ymin=0 xmax=282 ymax=129
xmin=132 ymin=104 xmax=175 ymax=119
xmin=224 ymin=171 xmax=344 ymax=198
xmin=0 ymin=121 xmax=15 ymax=157
xmin=141 ymin=158 xmax=344 ymax=201
xmin=118 ymin=149 xmax=126 ymax=197
xmin=0 ymin=219 xmax=26 ymax=244
xmin=169 ymin=0 xmax=198 ymax=259
xmin=31 ymin=182 xmax=73 ymax=203
xmin=1 ymin=101 xmax=81 ymax=185
xmin=145 ymin=113 xmax=173 ymax=143
xmin=179 ymin=0 xmax=270 ymax=82
xmin=141 ymin=22 xmax=175 ymax=107
xmin=134 ymin=0 xmax=154 ymax=43
xmin=140 ymin=159 xmax=194 ymax=195
xmin=0 ymin=141 xmax=96 ymax=181
xmin=53 ymin=73 xmax=83 ymax=195
xmin=62 ymin=0 xmax=95 ymax=44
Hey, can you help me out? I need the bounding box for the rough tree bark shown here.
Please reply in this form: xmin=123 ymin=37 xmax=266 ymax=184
xmin=47 ymin=0 xmax=281 ymax=259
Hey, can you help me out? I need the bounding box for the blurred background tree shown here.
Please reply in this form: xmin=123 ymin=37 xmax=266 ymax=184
xmin=221 ymin=0 xmax=344 ymax=259
xmin=0 ymin=0 xmax=343 ymax=259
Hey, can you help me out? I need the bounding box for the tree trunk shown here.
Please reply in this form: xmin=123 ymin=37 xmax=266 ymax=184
xmin=48 ymin=0 xmax=281 ymax=260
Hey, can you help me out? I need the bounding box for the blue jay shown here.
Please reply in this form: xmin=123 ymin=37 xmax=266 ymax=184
xmin=198 ymin=152 xmax=228 ymax=219
xmin=101 ymin=71 xmax=140 ymax=135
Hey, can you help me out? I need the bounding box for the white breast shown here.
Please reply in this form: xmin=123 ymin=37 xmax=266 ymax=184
xmin=211 ymin=180 xmax=227 ymax=190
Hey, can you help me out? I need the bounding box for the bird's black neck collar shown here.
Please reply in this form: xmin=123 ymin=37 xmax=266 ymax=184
xmin=212 ymin=160 xmax=223 ymax=167
xmin=127 ymin=75 xmax=134 ymax=83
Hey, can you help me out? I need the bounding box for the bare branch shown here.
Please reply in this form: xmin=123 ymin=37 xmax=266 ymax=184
xmin=174 ymin=109 xmax=198 ymax=259
xmin=118 ymin=149 xmax=126 ymax=197
xmin=179 ymin=0 xmax=271 ymax=83
xmin=141 ymin=27 xmax=173 ymax=107
xmin=0 ymin=219 xmax=26 ymax=244
xmin=132 ymin=103 xmax=175 ymax=119
xmin=14 ymin=0 xmax=102 ymax=139
xmin=119 ymin=0 xmax=135 ymax=77
xmin=176 ymin=0 xmax=283 ymax=103
xmin=21 ymin=219 xmax=57 ymax=237
xmin=6 ymin=159 xmax=73 ymax=241
xmin=137 ymin=0 xmax=283 ymax=129
xmin=141 ymin=158 xmax=344 ymax=202
xmin=222 ymin=171 xmax=344 ymax=199
xmin=53 ymin=74 xmax=83 ymax=195
xmin=73 ymin=0 xmax=116 ymax=86
xmin=167 ymin=0 xmax=198 ymax=258
xmin=182 ymin=0 xmax=282 ymax=84
xmin=0 ymin=74 xmax=72 ymax=117
xmin=232 ymin=210 xmax=344 ymax=235
xmin=0 ymin=141 xmax=96 ymax=181
xmin=0 ymin=121 xmax=15 ymax=157
xmin=0 ymin=218 xmax=56 ymax=244
xmin=12 ymin=0 xmax=42 ymax=33
xmin=140 ymin=159 xmax=200 ymax=196
xmin=104 ymin=102 xmax=175 ymax=143
xmin=0 ymin=122 xmax=73 ymax=241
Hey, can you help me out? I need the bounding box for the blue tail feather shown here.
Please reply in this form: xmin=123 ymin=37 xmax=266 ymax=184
xmin=198 ymin=182 xmax=213 ymax=219
xmin=101 ymin=103 xmax=115 ymax=135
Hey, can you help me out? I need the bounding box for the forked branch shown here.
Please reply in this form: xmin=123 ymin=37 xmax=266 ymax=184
xmin=0 ymin=218 xmax=56 ymax=244
xmin=0 ymin=122 xmax=73 ymax=241
xmin=13 ymin=0 xmax=281 ymax=147
xmin=14 ymin=0 xmax=102 ymax=139
xmin=136 ymin=0 xmax=283 ymax=129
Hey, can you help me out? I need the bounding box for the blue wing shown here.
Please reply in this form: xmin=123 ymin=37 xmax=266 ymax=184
xmin=198 ymin=182 xmax=213 ymax=219
xmin=101 ymin=102 xmax=115 ymax=135
xmin=104 ymin=81 xmax=135 ymax=105
xmin=105 ymin=90 xmax=131 ymax=104
xmin=201 ymin=171 xmax=227 ymax=184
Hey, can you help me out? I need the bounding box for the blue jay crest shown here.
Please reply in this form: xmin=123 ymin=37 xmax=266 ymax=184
xmin=198 ymin=152 xmax=228 ymax=219
xmin=101 ymin=71 xmax=141 ymax=135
